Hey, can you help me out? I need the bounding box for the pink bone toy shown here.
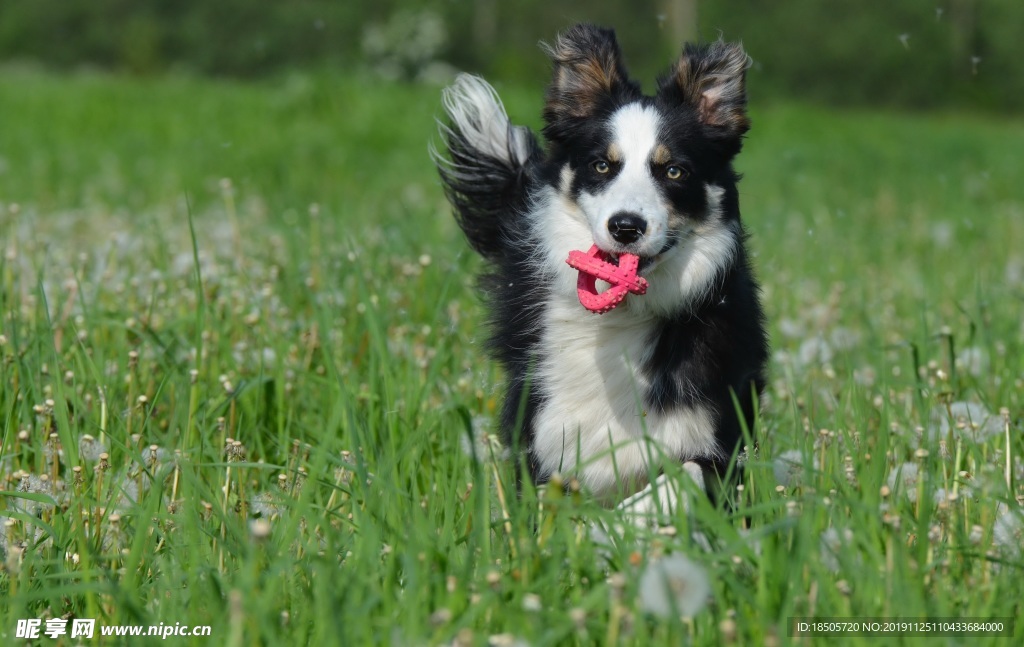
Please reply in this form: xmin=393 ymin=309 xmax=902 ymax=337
xmin=565 ymin=245 xmax=648 ymax=314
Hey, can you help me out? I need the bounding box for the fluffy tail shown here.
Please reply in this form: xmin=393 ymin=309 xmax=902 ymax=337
xmin=433 ymin=74 xmax=539 ymax=260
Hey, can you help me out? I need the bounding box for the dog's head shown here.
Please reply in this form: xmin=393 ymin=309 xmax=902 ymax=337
xmin=541 ymin=25 xmax=749 ymax=287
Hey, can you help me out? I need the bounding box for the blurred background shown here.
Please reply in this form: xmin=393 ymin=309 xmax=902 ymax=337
xmin=1 ymin=0 xmax=1021 ymax=111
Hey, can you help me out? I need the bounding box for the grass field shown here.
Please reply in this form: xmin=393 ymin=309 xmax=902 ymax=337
xmin=1 ymin=69 xmax=1023 ymax=645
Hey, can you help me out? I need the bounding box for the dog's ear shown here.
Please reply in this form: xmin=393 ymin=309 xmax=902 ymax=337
xmin=542 ymin=24 xmax=636 ymax=136
xmin=660 ymin=41 xmax=750 ymax=139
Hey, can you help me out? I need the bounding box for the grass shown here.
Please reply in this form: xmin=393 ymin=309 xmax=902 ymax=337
xmin=1 ymin=67 xmax=1023 ymax=645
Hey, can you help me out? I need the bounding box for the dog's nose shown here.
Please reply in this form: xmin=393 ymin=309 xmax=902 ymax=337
xmin=607 ymin=213 xmax=647 ymax=244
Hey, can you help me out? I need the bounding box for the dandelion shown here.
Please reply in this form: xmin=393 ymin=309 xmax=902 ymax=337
xmin=887 ymin=463 xmax=922 ymax=502
xmin=820 ymin=527 xmax=854 ymax=573
xmin=773 ymin=450 xmax=809 ymax=487
xmin=248 ymin=519 xmax=272 ymax=542
xmin=250 ymin=491 xmax=283 ymax=520
xmin=777 ymin=318 xmax=803 ymax=339
xmin=14 ymin=473 xmax=55 ymax=515
xmin=956 ymin=347 xmax=989 ymax=377
xmin=487 ymin=634 xmax=528 ymax=647
xmin=429 ymin=608 xmax=452 ymax=627
xmin=968 ymin=524 xmax=984 ymax=545
xmin=720 ymin=618 xmax=738 ymax=642
xmin=521 ymin=593 xmax=542 ymax=612
xmin=458 ymin=416 xmax=508 ymax=461
xmin=992 ymin=509 xmax=1023 ymax=557
xmin=569 ymin=607 xmax=587 ymax=632
xmin=485 ymin=570 xmax=501 ymax=591
xmin=638 ymin=554 xmax=711 ymax=619
xmin=797 ymin=336 xmax=833 ymax=367
xmin=930 ymin=402 xmax=1002 ymax=443
xmin=829 ymin=327 xmax=860 ymax=351
xmin=142 ymin=444 xmax=170 ymax=468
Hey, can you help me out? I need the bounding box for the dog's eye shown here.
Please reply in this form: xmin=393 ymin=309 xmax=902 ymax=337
xmin=593 ymin=160 xmax=610 ymax=174
xmin=666 ymin=165 xmax=687 ymax=180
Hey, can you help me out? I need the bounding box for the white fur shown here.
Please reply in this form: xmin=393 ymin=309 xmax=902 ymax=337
xmin=578 ymin=104 xmax=670 ymax=257
xmin=530 ymin=292 xmax=721 ymax=499
xmin=439 ymin=74 xmax=531 ymax=166
xmin=634 ymin=184 xmax=737 ymax=318
xmin=618 ymin=463 xmax=705 ymax=521
xmin=525 ymin=181 xmax=724 ymax=498
xmin=531 ymin=179 xmax=736 ymax=316
xmin=590 ymin=467 xmax=707 ymax=546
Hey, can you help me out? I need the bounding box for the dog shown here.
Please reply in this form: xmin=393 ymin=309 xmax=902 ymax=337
xmin=435 ymin=24 xmax=768 ymax=508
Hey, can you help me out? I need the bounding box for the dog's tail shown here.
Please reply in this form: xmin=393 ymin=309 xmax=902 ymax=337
xmin=433 ymin=74 xmax=539 ymax=260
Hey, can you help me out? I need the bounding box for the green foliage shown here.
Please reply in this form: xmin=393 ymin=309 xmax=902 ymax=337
xmin=1 ymin=1 xmax=1022 ymax=110
xmin=1 ymin=72 xmax=1023 ymax=644
xmin=0 ymin=0 xmax=371 ymax=75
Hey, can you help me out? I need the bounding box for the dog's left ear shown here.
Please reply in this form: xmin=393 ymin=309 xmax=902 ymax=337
xmin=659 ymin=41 xmax=750 ymax=140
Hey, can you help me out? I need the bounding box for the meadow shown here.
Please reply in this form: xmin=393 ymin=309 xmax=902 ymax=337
xmin=1 ymin=68 xmax=1023 ymax=645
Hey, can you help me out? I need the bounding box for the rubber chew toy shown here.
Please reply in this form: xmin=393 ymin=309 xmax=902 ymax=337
xmin=566 ymin=245 xmax=648 ymax=314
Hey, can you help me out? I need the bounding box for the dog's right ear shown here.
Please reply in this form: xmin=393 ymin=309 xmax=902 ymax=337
xmin=542 ymin=24 xmax=637 ymax=139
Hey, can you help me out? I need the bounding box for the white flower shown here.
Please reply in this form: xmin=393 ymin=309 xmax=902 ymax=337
xmin=458 ymin=416 xmax=508 ymax=461
xmin=78 ymin=434 xmax=109 ymax=462
xmin=820 ymin=528 xmax=854 ymax=573
xmin=930 ymin=221 xmax=953 ymax=248
xmin=251 ymin=491 xmax=285 ymax=519
xmin=738 ymin=528 xmax=763 ymax=558
xmin=829 ymin=327 xmax=861 ymax=351
xmin=773 ymin=450 xmax=807 ymax=487
xmin=929 ymin=402 xmax=1002 ymax=443
xmin=777 ymin=318 xmax=804 ymax=339
xmin=521 ymin=593 xmax=542 ymax=612
xmin=992 ymin=510 xmax=1023 ymax=557
xmin=14 ymin=474 xmax=55 ymax=514
xmin=487 ymin=634 xmax=529 ymax=647
xmin=933 ymin=487 xmax=974 ymax=504
xmin=798 ymin=336 xmax=833 ymax=367
xmin=887 ymin=463 xmax=922 ymax=502
xmin=638 ymin=554 xmax=711 ymax=619
xmin=956 ymin=347 xmax=989 ymax=377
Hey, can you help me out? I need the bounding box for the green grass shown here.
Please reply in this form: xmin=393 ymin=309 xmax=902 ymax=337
xmin=1 ymin=69 xmax=1023 ymax=645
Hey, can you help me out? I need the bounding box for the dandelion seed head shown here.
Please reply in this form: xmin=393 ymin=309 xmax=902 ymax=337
xmin=968 ymin=524 xmax=984 ymax=545
xmin=638 ymin=554 xmax=711 ymax=619
xmin=773 ymin=450 xmax=808 ymax=487
xmin=929 ymin=402 xmax=1002 ymax=443
xmin=487 ymin=634 xmax=528 ymax=647
xmin=521 ymin=593 xmax=542 ymax=612
xmin=992 ymin=510 xmax=1023 ymax=557
xmin=887 ymin=463 xmax=922 ymax=502
xmin=249 ymin=518 xmax=272 ymax=541
xmin=569 ymin=607 xmax=587 ymax=631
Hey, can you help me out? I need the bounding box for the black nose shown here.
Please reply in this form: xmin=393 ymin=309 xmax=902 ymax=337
xmin=607 ymin=213 xmax=647 ymax=244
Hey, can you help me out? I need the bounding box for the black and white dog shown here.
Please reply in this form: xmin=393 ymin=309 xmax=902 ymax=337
xmin=435 ymin=24 xmax=768 ymax=507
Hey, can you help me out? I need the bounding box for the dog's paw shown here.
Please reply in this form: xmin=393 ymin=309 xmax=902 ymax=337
xmin=590 ymin=462 xmax=706 ymax=548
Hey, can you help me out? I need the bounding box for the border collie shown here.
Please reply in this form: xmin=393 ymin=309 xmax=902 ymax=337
xmin=435 ymin=24 xmax=768 ymax=507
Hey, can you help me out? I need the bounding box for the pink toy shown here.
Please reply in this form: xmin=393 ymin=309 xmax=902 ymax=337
xmin=565 ymin=245 xmax=648 ymax=314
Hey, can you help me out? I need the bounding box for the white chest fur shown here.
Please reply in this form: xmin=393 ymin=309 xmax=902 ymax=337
xmin=531 ymin=295 xmax=720 ymax=500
